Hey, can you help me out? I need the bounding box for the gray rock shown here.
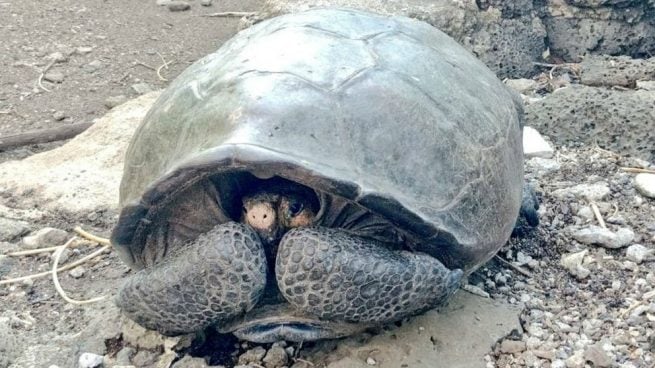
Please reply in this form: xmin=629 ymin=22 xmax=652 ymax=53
xmin=626 ymin=244 xmax=655 ymax=264
xmin=526 ymin=157 xmax=560 ymax=177
xmin=115 ymin=346 xmax=136 ymax=365
xmin=168 ymin=1 xmax=191 ymax=11
xmin=47 ymin=52 xmax=68 ymax=63
xmin=104 ymin=95 xmax=128 ymax=109
xmin=44 ymin=71 xmax=65 ymax=83
xmin=21 ymin=227 xmax=68 ymax=249
xmin=263 ymin=346 xmax=288 ymax=368
xmin=635 ymin=173 xmax=655 ymax=198
xmin=580 ymin=55 xmax=655 ymax=88
xmin=157 ymin=0 xmax=173 ymax=5
xmin=523 ymin=126 xmax=554 ymax=158
xmin=132 ymin=350 xmax=159 ymax=367
xmin=0 ymin=255 xmax=16 ymax=277
xmin=76 ymin=46 xmax=94 ymax=55
xmin=131 ymin=83 xmax=153 ymax=95
xmin=0 ymin=317 xmax=19 ymax=368
xmin=499 ymin=339 xmax=526 ymax=354
xmin=238 ymin=346 xmax=266 ymax=365
xmin=505 ymin=78 xmax=537 ymax=94
xmin=84 ymin=60 xmax=103 ymax=73
xmin=200 ymin=0 xmax=212 ymax=6
xmin=542 ymin=2 xmax=655 ymax=62
xmin=172 ymin=355 xmax=211 ymax=368
xmin=0 ymin=217 xmax=30 ymax=241
xmin=526 ymin=85 xmax=655 ymax=162
xmin=565 ymin=351 xmax=585 ymax=368
xmin=583 ymin=344 xmax=612 ymax=367
xmin=68 ymin=266 xmax=86 ymax=278
xmin=78 ymin=352 xmax=103 ymax=368
xmin=572 ymin=226 xmax=635 ymax=249
xmin=552 ymin=182 xmax=610 ymax=201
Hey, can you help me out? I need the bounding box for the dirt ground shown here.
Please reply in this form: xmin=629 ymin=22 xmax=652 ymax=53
xmin=0 ymin=0 xmax=261 ymax=163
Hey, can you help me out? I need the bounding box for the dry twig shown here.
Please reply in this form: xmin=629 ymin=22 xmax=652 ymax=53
xmin=74 ymin=226 xmax=110 ymax=245
xmin=590 ymin=202 xmax=606 ymax=229
xmin=134 ymin=60 xmax=157 ymax=71
xmin=494 ymin=255 xmax=533 ymax=277
xmin=199 ymin=11 xmax=256 ymax=18
xmin=621 ymin=167 xmax=655 ymax=174
xmin=36 ymin=59 xmax=57 ymax=92
xmin=0 ymin=237 xmax=110 ymax=285
xmin=52 ymin=237 xmax=107 ymax=305
xmin=7 ymin=246 xmax=62 ymax=257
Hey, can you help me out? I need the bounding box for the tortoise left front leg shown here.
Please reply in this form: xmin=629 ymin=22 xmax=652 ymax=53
xmin=275 ymin=227 xmax=462 ymax=324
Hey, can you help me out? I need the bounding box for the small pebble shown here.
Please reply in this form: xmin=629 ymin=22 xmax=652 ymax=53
xmin=634 ymin=173 xmax=655 ymax=198
xmin=168 ymin=1 xmax=191 ymax=11
xmin=552 ymin=182 xmax=610 ymax=201
xmin=44 ymin=71 xmax=65 ymax=83
xmin=560 ymin=250 xmax=590 ymax=279
xmin=626 ymin=244 xmax=655 ymax=264
xmin=76 ymin=46 xmax=93 ymax=55
xmin=366 ymin=357 xmax=377 ymax=365
xmin=571 ymin=226 xmax=634 ymax=249
xmin=238 ymin=346 xmax=266 ymax=365
xmin=69 ymin=266 xmax=86 ymax=279
xmin=262 ymin=346 xmax=288 ymax=368
xmin=84 ymin=60 xmax=102 ymax=73
xmin=499 ymin=339 xmax=526 ymax=354
xmin=505 ymin=78 xmax=537 ymax=94
xmin=78 ymin=352 xmax=103 ymax=368
xmin=52 ymin=111 xmax=66 ymax=121
xmin=104 ymin=95 xmax=128 ymax=109
xmin=131 ymin=83 xmax=153 ymax=95
xmin=22 ymin=227 xmax=68 ymax=249
xmin=200 ymin=0 xmax=212 ymax=5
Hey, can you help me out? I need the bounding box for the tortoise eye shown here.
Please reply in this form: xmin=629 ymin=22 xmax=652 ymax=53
xmin=288 ymin=201 xmax=304 ymax=216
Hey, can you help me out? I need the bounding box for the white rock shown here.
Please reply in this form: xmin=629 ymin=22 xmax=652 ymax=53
xmin=571 ymin=226 xmax=634 ymax=249
xmin=565 ymin=351 xmax=585 ymax=368
xmin=505 ymin=78 xmax=538 ymax=94
xmin=552 ymin=182 xmax=610 ymax=201
xmin=636 ymin=80 xmax=655 ymax=91
xmin=22 ymin=227 xmax=68 ymax=249
xmin=561 ymin=250 xmax=590 ymax=279
xmin=634 ymin=173 xmax=655 ymax=198
xmin=551 ymin=360 xmax=566 ymax=368
xmin=78 ymin=352 xmax=103 ymax=368
xmin=626 ymin=244 xmax=655 ymax=264
xmin=523 ymin=126 xmax=554 ymax=158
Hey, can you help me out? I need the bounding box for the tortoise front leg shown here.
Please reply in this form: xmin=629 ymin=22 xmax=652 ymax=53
xmin=275 ymin=227 xmax=462 ymax=324
xmin=117 ymin=222 xmax=267 ymax=336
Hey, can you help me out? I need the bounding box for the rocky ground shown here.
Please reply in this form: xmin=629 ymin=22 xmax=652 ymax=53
xmin=1 ymin=1 xmax=654 ymax=368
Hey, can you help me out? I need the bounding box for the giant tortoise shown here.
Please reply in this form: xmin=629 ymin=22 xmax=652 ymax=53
xmin=111 ymin=8 xmax=537 ymax=343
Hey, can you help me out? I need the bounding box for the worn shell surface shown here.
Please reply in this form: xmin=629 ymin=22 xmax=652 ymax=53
xmin=112 ymin=8 xmax=524 ymax=272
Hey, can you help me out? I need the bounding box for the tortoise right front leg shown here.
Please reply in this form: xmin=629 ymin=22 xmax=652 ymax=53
xmin=276 ymin=227 xmax=462 ymax=324
xmin=117 ymin=222 xmax=267 ymax=336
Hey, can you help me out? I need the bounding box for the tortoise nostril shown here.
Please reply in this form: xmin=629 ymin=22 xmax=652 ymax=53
xmin=263 ymin=214 xmax=267 ymax=219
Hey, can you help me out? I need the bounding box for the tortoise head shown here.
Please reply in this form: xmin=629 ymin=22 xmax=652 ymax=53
xmin=241 ymin=181 xmax=319 ymax=246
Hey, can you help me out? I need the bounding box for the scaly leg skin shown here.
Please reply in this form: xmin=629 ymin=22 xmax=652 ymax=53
xmin=117 ymin=222 xmax=267 ymax=336
xmin=276 ymin=227 xmax=463 ymax=324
